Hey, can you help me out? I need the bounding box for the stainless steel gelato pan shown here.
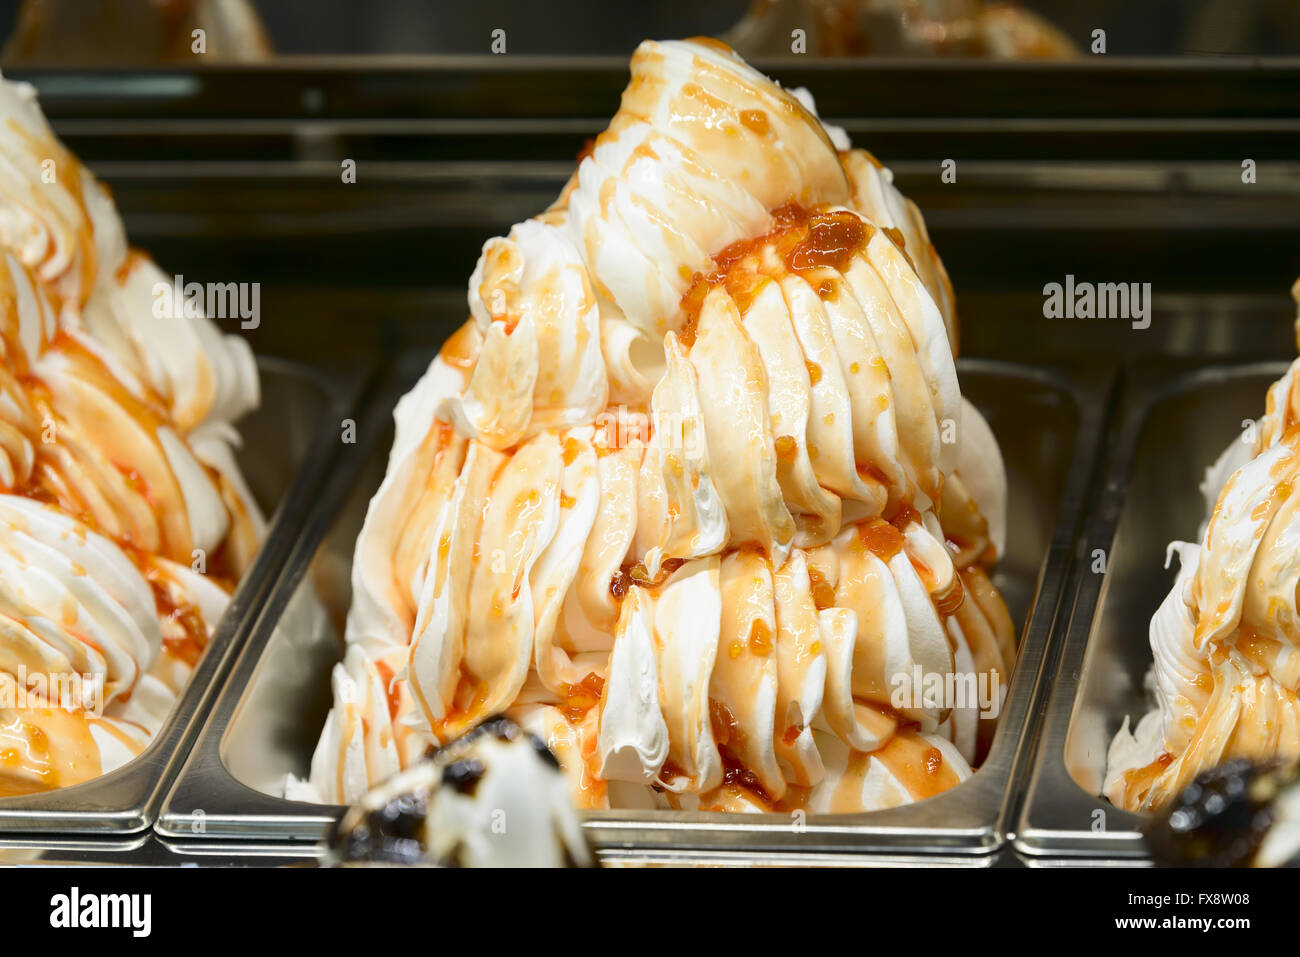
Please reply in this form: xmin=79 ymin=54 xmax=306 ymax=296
xmin=158 ymin=354 xmax=1106 ymax=859
xmin=0 ymin=358 xmax=359 ymax=835
xmin=1016 ymin=362 xmax=1285 ymax=858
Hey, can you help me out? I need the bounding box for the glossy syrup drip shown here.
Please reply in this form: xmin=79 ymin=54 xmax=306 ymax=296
xmin=0 ymin=704 xmax=100 ymax=797
xmin=678 ymin=202 xmax=873 ymax=348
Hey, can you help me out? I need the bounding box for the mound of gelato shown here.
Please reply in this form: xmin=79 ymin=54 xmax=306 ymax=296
xmin=1108 ymin=283 xmax=1300 ymax=812
xmin=0 ymin=73 xmax=261 ymax=796
xmin=300 ymin=38 xmax=1013 ymax=815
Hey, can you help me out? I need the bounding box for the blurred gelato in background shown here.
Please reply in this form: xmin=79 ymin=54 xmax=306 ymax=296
xmin=1 ymin=0 xmax=1300 ymax=63
xmin=725 ymin=0 xmax=1078 ymax=59
xmin=4 ymin=0 xmax=270 ymax=65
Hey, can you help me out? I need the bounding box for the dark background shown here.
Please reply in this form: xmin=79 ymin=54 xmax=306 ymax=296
xmin=3 ymin=1 xmax=1299 ymax=370
xmin=1 ymin=0 xmax=1300 ymax=57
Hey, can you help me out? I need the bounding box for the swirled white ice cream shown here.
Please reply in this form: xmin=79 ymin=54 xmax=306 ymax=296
xmin=1107 ymin=285 xmax=1300 ymax=811
xmin=0 ymin=73 xmax=262 ymax=796
xmin=300 ymin=38 xmax=1014 ymax=815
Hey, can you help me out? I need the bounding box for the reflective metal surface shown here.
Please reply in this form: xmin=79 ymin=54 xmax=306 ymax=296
xmin=0 ymin=358 xmax=359 ymax=835
xmin=0 ymin=834 xmax=314 ymax=867
xmin=1016 ymin=361 xmax=1286 ymax=857
xmin=0 ymin=836 xmax=1026 ymax=868
xmin=159 ymin=355 xmax=1108 ymax=859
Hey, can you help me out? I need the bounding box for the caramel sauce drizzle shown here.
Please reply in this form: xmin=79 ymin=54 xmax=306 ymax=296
xmin=404 ymin=102 xmax=1004 ymax=814
xmin=678 ymin=202 xmax=874 ymax=348
xmin=0 ymin=252 xmax=242 ymax=794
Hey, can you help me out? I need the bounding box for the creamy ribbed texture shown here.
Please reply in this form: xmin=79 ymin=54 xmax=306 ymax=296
xmin=1107 ymin=286 xmax=1300 ymax=811
xmin=0 ymin=73 xmax=261 ymax=796
xmin=302 ymin=38 xmax=1013 ymax=814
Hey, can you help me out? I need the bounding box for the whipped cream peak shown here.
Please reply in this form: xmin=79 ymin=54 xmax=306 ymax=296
xmin=307 ymin=38 xmax=1013 ymax=816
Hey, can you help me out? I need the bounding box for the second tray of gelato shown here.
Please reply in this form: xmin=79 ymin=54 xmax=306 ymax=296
xmin=1108 ymin=283 xmax=1300 ymax=812
xmin=0 ymin=72 xmax=263 ymax=796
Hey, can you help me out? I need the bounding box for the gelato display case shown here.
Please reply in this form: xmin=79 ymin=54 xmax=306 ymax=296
xmin=155 ymin=353 xmax=1105 ymax=861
